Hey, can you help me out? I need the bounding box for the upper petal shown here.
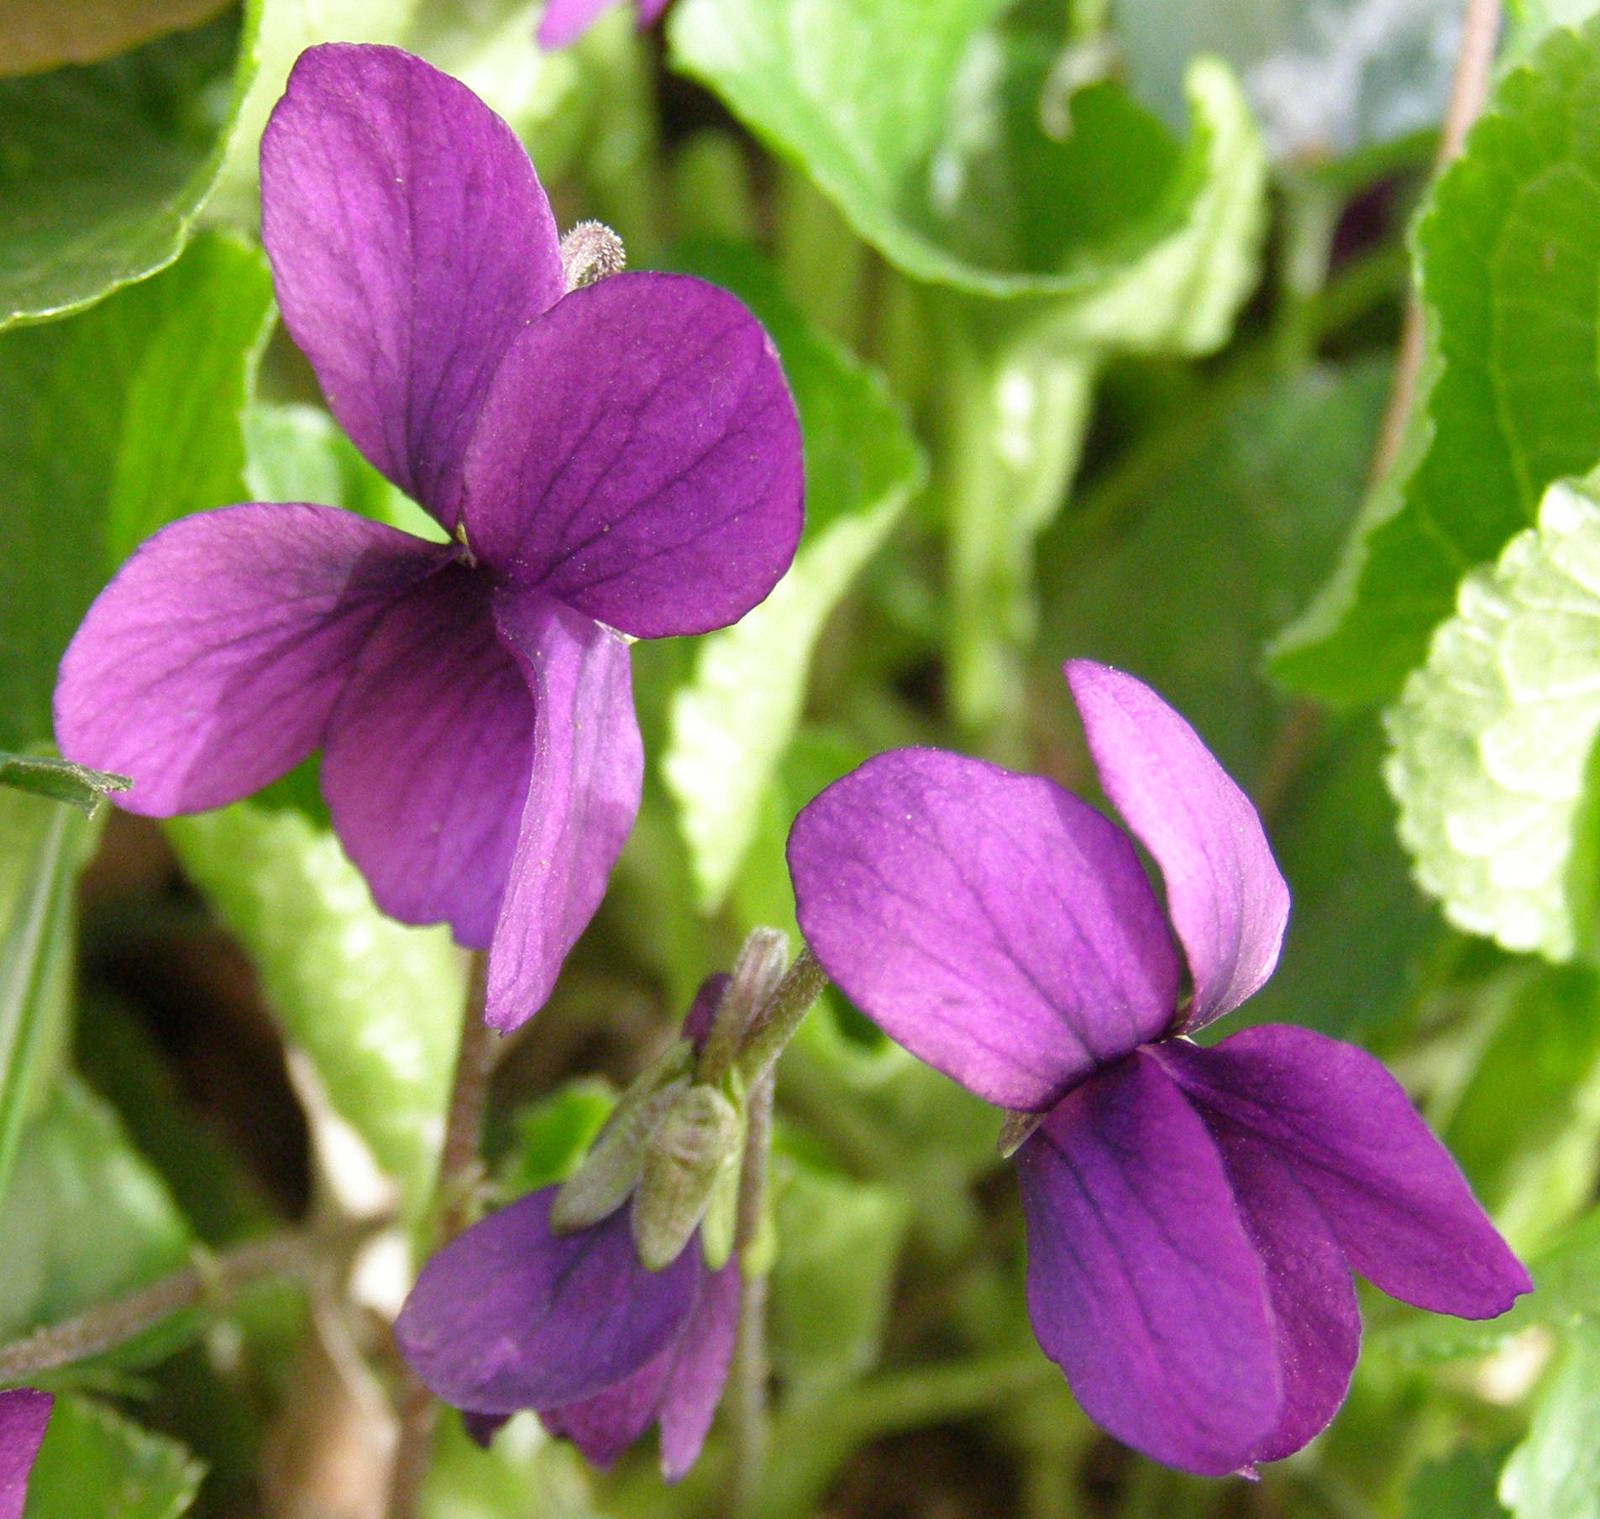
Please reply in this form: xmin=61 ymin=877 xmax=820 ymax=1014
xmin=1204 ymin=1121 xmax=1360 ymax=1462
xmin=1066 ymin=661 xmax=1289 ymax=1029
xmin=460 ymin=272 xmax=803 ymax=638
xmin=482 ymin=591 xmax=644 ymax=1031
xmin=1159 ymin=1028 xmax=1532 ymax=1318
xmin=395 ymin=1187 xmax=699 ymax=1413
xmin=54 ymin=504 xmax=444 ymax=815
xmin=1016 ymin=1050 xmax=1279 ymax=1475
xmin=537 ymin=0 xmax=619 ymax=47
xmin=656 ymin=1259 xmax=741 ymax=1480
xmin=0 ymin=1389 xmax=52 ymax=1519
xmin=787 ymin=748 xmax=1182 ymax=1112
xmin=320 ymin=564 xmax=531 ymax=948
xmin=261 ymin=44 xmax=564 ymax=529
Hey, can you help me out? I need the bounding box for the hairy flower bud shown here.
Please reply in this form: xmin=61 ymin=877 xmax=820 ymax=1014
xmin=631 ymin=1082 xmax=745 ymax=1271
xmin=559 ymin=219 xmax=626 ymax=291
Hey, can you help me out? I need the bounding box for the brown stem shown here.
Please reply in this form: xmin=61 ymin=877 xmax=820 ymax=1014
xmin=384 ymin=952 xmax=493 ymax=1519
xmin=0 ymin=1223 xmax=364 ymax=1383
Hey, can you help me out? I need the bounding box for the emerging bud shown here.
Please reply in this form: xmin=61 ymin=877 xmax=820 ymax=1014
xmin=550 ymin=1041 xmax=693 ymax=1234
xmin=631 ymin=1082 xmax=744 ymax=1271
xmin=698 ymin=926 xmax=789 ymax=1082
xmin=560 ymin=219 xmax=627 ymax=292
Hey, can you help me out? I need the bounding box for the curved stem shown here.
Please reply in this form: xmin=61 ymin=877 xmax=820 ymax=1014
xmin=734 ymin=948 xmax=828 ymax=1089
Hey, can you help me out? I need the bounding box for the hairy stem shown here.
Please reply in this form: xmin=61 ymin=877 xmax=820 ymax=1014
xmin=729 ymin=1073 xmax=775 ymax=1516
xmin=384 ymin=952 xmax=492 ymax=1519
xmin=734 ymin=947 xmax=828 ymax=1089
xmin=0 ymin=1221 xmax=365 ymax=1383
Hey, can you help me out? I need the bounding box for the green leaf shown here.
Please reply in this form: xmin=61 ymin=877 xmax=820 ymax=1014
xmin=0 ymin=232 xmax=275 ymax=752
xmin=165 ymin=804 xmax=468 ymax=1215
xmin=499 ymin=1079 xmax=617 ymax=1195
xmin=769 ymin=1150 xmax=912 ymax=1399
xmin=668 ymin=0 xmax=1266 ymax=354
xmin=1403 ymin=1446 xmax=1510 ymax=1519
xmin=1501 ymin=1321 xmax=1600 ymax=1519
xmin=662 ymin=244 xmax=925 ymax=911
xmin=1113 ymin=0 xmax=1458 ymax=160
xmin=1274 ymin=19 xmax=1600 ymax=703
xmin=1384 ymin=474 xmax=1600 ymax=961
xmin=0 ymin=753 xmax=130 ymax=815
xmin=0 ymin=791 xmax=90 ymax=1208
xmin=21 ymin=1395 xmax=203 ymax=1519
xmin=0 ymin=1077 xmax=192 ymax=1342
xmin=0 ymin=5 xmax=258 ymax=327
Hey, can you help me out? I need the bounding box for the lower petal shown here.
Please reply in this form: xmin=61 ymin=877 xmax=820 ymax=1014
xmin=539 ymin=1353 xmax=675 ymax=1469
xmin=394 ymin=1188 xmax=699 ymax=1414
xmin=1016 ymin=1050 xmax=1279 ymax=1476
xmin=1210 ymin=1128 xmax=1360 ymax=1462
xmin=657 ymin=1260 xmax=741 ymax=1480
xmin=0 ymin=1389 xmax=52 ymax=1519
xmin=482 ymin=591 xmax=643 ymax=1032
xmin=321 ymin=564 xmax=532 ymax=947
xmin=1160 ymin=1028 xmax=1532 ymax=1318
xmin=54 ymin=504 xmax=444 ymax=815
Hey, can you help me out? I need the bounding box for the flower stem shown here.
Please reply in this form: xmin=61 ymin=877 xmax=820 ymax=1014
xmin=0 ymin=1221 xmax=366 ymax=1383
xmin=733 ymin=947 xmax=828 ymax=1089
xmin=384 ymin=952 xmax=492 ymax=1519
xmin=729 ymin=1072 xmax=775 ymax=1516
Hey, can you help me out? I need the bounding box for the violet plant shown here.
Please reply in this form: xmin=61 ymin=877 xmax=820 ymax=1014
xmin=5 ymin=2 xmax=1600 ymax=1519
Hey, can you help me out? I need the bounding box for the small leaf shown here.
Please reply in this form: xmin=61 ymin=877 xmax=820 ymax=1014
xmin=0 ymin=1077 xmax=192 ymax=1342
xmin=1501 ymin=1321 xmax=1600 ymax=1519
xmin=501 ymin=1078 xmax=618 ymax=1196
xmin=663 ymin=244 xmax=925 ymax=911
xmin=0 ymin=7 xmax=258 ymax=327
xmin=0 ymin=233 xmax=276 ymax=752
xmin=21 ymin=1395 xmax=203 ymax=1519
xmin=0 ymin=752 xmax=129 ymax=815
xmin=1275 ymin=18 xmax=1600 ymax=703
xmin=669 ymin=0 xmax=1266 ymax=355
xmin=165 ymin=804 xmax=468 ymax=1216
xmin=1384 ymin=475 xmax=1600 ymax=961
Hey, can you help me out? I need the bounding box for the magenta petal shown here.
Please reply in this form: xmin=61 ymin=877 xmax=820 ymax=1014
xmin=540 ymin=1353 xmax=675 ymax=1470
xmin=636 ymin=0 xmax=671 ymax=23
xmin=537 ymin=0 xmax=619 ymax=46
xmin=321 ymin=565 xmax=532 ymax=948
xmin=1016 ymin=1051 xmax=1279 ymax=1475
xmin=482 ymin=591 xmax=643 ymax=1031
xmin=261 ymin=44 xmax=564 ymax=528
xmin=1066 ymin=661 xmax=1289 ymax=1029
xmin=1203 ymin=1122 xmax=1359 ymax=1461
xmin=395 ymin=1188 xmax=699 ymax=1413
xmin=54 ymin=504 xmax=444 ymax=815
xmin=657 ymin=1259 xmax=740 ymax=1480
xmin=0 ymin=1389 xmax=51 ymax=1519
xmin=461 ymin=272 xmax=803 ymax=638
xmin=788 ymin=749 xmax=1181 ymax=1111
xmin=1161 ymin=1028 xmax=1532 ymax=1317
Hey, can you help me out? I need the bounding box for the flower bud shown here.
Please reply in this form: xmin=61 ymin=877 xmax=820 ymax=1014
xmin=550 ymin=1042 xmax=693 ymax=1234
xmin=631 ymin=1082 xmax=744 ymax=1271
xmin=559 ymin=219 xmax=626 ymax=291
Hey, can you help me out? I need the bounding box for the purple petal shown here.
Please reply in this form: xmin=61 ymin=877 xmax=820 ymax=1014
xmin=460 ymin=1411 xmax=507 ymax=1448
xmin=482 ymin=592 xmax=643 ymax=1031
xmin=0 ymin=1389 xmax=51 ymax=1519
xmin=321 ymin=564 xmax=531 ymax=948
xmin=636 ymin=0 xmax=671 ymax=23
xmin=657 ymin=1259 xmax=740 ymax=1480
xmin=1016 ymin=1051 xmax=1279 ymax=1475
xmin=537 ymin=0 xmax=619 ymax=47
xmin=1204 ymin=1122 xmax=1359 ymax=1461
xmin=1066 ymin=661 xmax=1289 ymax=1029
xmin=54 ymin=504 xmax=443 ymax=815
xmin=261 ymin=44 xmax=564 ymax=529
xmin=682 ymin=974 xmax=731 ymax=1049
xmin=540 ymin=1353 xmax=674 ymax=1469
xmin=395 ymin=1188 xmax=699 ymax=1413
xmin=787 ymin=748 xmax=1181 ymax=1111
xmin=460 ymin=273 xmax=803 ymax=638
xmin=1159 ymin=1028 xmax=1532 ymax=1317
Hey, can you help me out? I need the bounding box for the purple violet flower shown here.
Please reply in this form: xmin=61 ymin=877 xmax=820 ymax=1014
xmin=786 ymin=660 xmax=1531 ymax=1476
xmin=394 ymin=978 xmax=741 ymax=1479
xmin=537 ymin=0 xmax=670 ymax=50
xmin=53 ymin=44 xmax=803 ymax=1033
xmin=0 ymin=1389 xmax=52 ymax=1519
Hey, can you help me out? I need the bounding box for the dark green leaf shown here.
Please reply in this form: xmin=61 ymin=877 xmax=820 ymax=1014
xmin=0 ymin=752 xmax=129 ymax=815
xmin=499 ymin=1079 xmax=617 ymax=1195
xmin=1402 ymin=1445 xmax=1511 ymax=1519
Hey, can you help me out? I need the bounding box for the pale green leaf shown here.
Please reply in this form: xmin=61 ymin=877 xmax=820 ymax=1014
xmin=1384 ymin=476 xmax=1600 ymax=961
xmin=21 ymin=1395 xmax=203 ymax=1519
xmin=165 ymin=804 xmax=468 ymax=1213
xmin=0 ymin=1077 xmax=192 ymax=1341
xmin=0 ymin=5 xmax=259 ymax=327
xmin=662 ymin=245 xmax=925 ymax=911
xmin=1501 ymin=1321 xmax=1600 ymax=1519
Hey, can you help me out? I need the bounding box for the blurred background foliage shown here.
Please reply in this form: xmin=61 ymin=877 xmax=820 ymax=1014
xmin=6 ymin=0 xmax=1600 ymax=1516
